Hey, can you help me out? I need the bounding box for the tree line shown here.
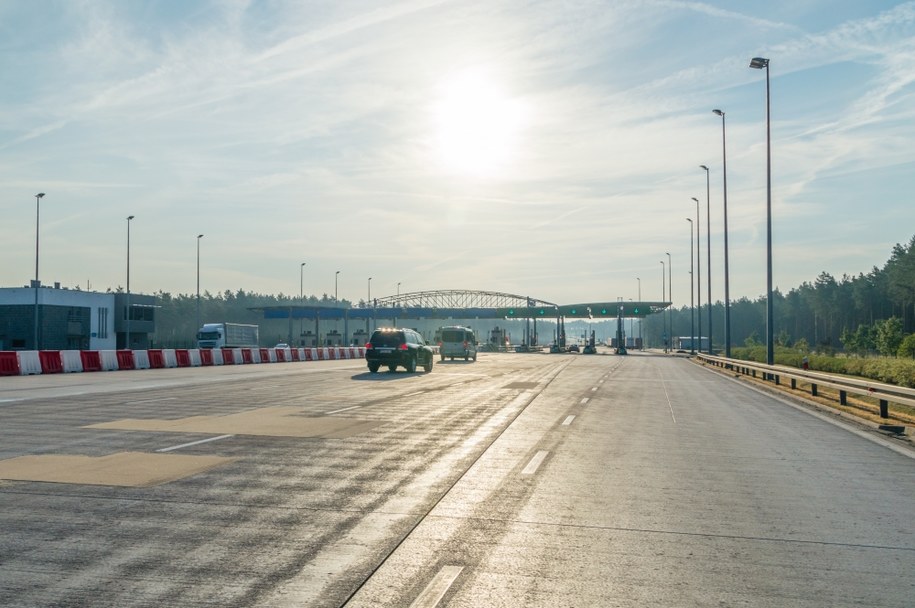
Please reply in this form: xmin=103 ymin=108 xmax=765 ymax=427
xmin=641 ymin=235 xmax=915 ymax=357
xmin=147 ymin=235 xmax=915 ymax=356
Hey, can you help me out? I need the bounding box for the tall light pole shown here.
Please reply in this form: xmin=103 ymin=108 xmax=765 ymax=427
xmin=636 ymin=277 xmax=641 ymax=348
xmin=126 ymin=215 xmax=135 ymax=350
xmin=397 ymin=282 xmax=401 ymax=298
xmin=196 ymin=234 xmax=203 ymax=336
xmin=750 ymin=56 xmax=774 ymax=366
xmin=660 ymin=260 xmax=666 ymax=352
xmin=334 ymin=270 xmax=340 ymax=302
xmin=714 ymin=108 xmax=732 ymax=358
xmin=299 ymin=262 xmax=306 ymax=345
xmin=691 ymin=196 xmax=702 ymax=353
xmin=687 ymin=218 xmax=695 ymax=354
xmin=666 ymin=251 xmax=672 ymax=350
xmin=700 ymin=165 xmax=712 ymax=353
xmin=367 ymin=277 xmax=372 ymax=333
xmin=33 ymin=192 xmax=45 ymax=350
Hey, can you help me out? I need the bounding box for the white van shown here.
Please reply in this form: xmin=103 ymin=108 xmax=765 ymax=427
xmin=438 ymin=326 xmax=477 ymax=361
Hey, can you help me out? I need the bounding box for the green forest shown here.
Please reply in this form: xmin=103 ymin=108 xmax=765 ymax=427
xmin=640 ymin=235 xmax=915 ymax=358
xmin=150 ymin=235 xmax=915 ymax=361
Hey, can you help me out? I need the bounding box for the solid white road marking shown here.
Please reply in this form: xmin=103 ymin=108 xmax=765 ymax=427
xmin=156 ymin=434 xmax=233 ymax=453
xmin=521 ymin=450 xmax=549 ymax=475
xmin=409 ymin=565 xmax=464 ymax=608
xmin=562 ymin=415 xmax=576 ymax=426
xmin=325 ymin=405 xmax=361 ymax=415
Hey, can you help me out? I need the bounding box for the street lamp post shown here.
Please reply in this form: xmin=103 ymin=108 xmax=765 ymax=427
xmin=33 ymin=192 xmax=45 ymax=350
xmin=636 ymin=277 xmax=641 ymax=348
xmin=687 ymin=218 xmax=695 ymax=354
xmin=196 ymin=234 xmax=203 ymax=336
xmin=126 ymin=215 xmax=135 ymax=350
xmin=367 ymin=277 xmax=372 ymax=333
xmin=397 ymin=282 xmax=401 ymax=298
xmin=666 ymin=251 xmax=672 ymax=350
xmin=750 ymin=56 xmax=774 ymax=366
xmin=691 ymin=197 xmax=702 ymax=353
xmin=700 ymin=165 xmax=712 ymax=353
xmin=335 ymin=270 xmax=340 ymax=302
xmin=714 ymin=108 xmax=732 ymax=358
xmin=299 ymin=262 xmax=306 ymax=345
xmin=660 ymin=260 xmax=666 ymax=352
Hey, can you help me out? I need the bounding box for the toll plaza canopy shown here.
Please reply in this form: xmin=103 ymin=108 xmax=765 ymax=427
xmin=252 ymin=289 xmax=669 ymax=321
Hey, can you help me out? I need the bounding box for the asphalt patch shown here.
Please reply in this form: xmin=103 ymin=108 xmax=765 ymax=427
xmin=0 ymin=452 xmax=234 ymax=487
xmin=84 ymin=406 xmax=382 ymax=438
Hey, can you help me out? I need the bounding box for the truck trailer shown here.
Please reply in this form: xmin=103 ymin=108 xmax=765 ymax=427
xmin=196 ymin=322 xmax=259 ymax=349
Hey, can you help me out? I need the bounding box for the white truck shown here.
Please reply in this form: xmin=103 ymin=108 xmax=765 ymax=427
xmin=196 ymin=322 xmax=259 ymax=349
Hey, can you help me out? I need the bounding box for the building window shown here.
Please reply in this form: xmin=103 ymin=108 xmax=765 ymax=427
xmin=98 ymin=307 xmax=108 ymax=338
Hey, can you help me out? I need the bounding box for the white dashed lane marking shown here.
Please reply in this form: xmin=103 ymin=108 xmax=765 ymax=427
xmin=521 ymin=450 xmax=549 ymax=475
xmin=156 ymin=434 xmax=233 ymax=453
xmin=409 ymin=565 xmax=464 ymax=608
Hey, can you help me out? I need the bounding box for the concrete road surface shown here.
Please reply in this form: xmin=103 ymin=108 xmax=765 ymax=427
xmin=1 ymin=351 xmax=912 ymax=607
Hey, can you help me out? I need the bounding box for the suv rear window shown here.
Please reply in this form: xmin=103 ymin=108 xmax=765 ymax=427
xmin=441 ymin=330 xmax=466 ymax=342
xmin=370 ymin=331 xmax=405 ymax=347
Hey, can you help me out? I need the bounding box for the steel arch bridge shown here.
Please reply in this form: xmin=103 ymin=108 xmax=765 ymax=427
xmin=373 ymin=289 xmax=557 ymax=310
xmin=255 ymin=289 xmax=668 ymax=322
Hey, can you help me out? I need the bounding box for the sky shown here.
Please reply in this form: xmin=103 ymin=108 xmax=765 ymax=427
xmin=2 ymin=0 xmax=914 ymax=309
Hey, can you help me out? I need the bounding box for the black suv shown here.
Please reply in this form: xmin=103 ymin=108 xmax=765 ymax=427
xmin=365 ymin=328 xmax=434 ymax=373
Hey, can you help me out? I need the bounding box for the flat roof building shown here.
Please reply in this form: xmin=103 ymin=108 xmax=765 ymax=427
xmin=0 ymin=285 xmax=155 ymax=351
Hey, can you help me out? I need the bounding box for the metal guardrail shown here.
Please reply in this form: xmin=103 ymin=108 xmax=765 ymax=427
xmin=696 ymin=353 xmax=915 ymax=422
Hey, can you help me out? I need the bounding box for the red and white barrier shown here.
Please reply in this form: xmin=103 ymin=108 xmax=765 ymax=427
xmin=0 ymin=347 xmax=366 ymax=376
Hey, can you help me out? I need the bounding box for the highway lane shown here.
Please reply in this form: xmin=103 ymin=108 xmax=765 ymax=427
xmin=0 ymin=353 xmax=567 ymax=607
xmin=345 ymin=352 xmax=915 ymax=607
xmin=1 ymin=352 xmax=913 ymax=607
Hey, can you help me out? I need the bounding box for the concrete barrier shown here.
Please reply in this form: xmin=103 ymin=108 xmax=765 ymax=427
xmin=99 ymin=350 xmax=120 ymax=371
xmin=18 ymin=351 xmax=42 ymax=375
xmin=39 ymin=351 xmax=64 ymax=374
xmin=2 ymin=345 xmax=367 ymax=377
xmin=116 ymin=350 xmax=136 ymax=370
xmin=191 ymin=349 xmax=205 ymax=367
xmin=134 ymin=350 xmax=150 ymax=370
xmin=80 ymin=351 xmax=103 ymax=372
xmin=0 ymin=351 xmax=21 ymax=376
xmin=61 ymin=350 xmax=84 ymax=373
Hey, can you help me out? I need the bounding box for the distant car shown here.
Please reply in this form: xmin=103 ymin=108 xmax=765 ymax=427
xmin=275 ymin=343 xmax=289 ymax=349
xmin=365 ymin=328 xmax=434 ymax=373
xmin=438 ymin=326 xmax=477 ymax=361
xmin=568 ymin=344 xmax=580 ymax=353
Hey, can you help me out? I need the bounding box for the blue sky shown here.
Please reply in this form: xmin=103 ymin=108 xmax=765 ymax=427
xmin=2 ymin=0 xmax=913 ymax=307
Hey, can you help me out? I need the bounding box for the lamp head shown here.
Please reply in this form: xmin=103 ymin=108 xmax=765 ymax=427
xmin=700 ymin=165 xmax=709 ymax=171
xmin=127 ymin=215 xmax=135 ymax=220
xmin=198 ymin=233 xmax=204 ymax=238
xmin=749 ymin=57 xmax=769 ymax=70
xmin=691 ymin=197 xmax=699 ymax=203
xmin=36 ymin=192 xmax=45 ymax=199
xmin=713 ymin=109 xmax=724 ymax=116
xmin=686 ymin=218 xmax=693 ymax=223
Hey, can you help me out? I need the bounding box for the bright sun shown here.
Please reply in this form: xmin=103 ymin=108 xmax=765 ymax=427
xmin=432 ymin=69 xmax=526 ymax=177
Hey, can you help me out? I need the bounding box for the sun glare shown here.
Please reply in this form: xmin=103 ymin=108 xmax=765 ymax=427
xmin=432 ymin=69 xmax=526 ymax=177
